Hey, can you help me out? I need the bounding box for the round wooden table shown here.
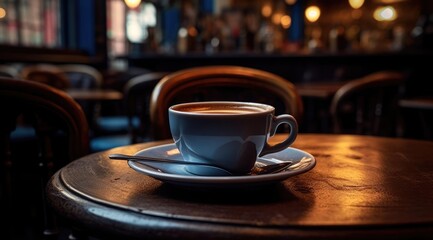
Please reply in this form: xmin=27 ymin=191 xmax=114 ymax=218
xmin=47 ymin=134 xmax=433 ymax=240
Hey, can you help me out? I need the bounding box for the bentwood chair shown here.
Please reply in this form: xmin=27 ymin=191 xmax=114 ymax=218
xmin=330 ymin=70 xmax=406 ymax=136
xmin=398 ymin=97 xmax=433 ymax=140
xmin=21 ymin=64 xmax=103 ymax=138
xmin=0 ymin=77 xmax=89 ymax=239
xmin=90 ymin=72 xmax=168 ymax=152
xmin=57 ymin=64 xmax=103 ymax=89
xmin=149 ymin=65 xmax=303 ymax=140
xmin=57 ymin=64 xmax=105 ymax=134
xmin=20 ymin=64 xmax=71 ymax=90
xmin=0 ymin=64 xmax=19 ymax=78
xmin=124 ymin=72 xmax=169 ymax=143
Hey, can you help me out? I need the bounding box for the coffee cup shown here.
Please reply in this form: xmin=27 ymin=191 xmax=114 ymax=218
xmin=168 ymin=101 xmax=298 ymax=175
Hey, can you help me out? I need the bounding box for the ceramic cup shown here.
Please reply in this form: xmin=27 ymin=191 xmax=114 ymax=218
xmin=168 ymin=101 xmax=298 ymax=176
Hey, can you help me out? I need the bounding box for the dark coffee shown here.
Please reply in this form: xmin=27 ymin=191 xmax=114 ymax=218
xmin=175 ymin=104 xmax=266 ymax=114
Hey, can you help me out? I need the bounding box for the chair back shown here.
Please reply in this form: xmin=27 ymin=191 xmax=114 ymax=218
xmin=0 ymin=64 xmax=19 ymax=78
xmin=124 ymin=72 xmax=168 ymax=143
xmin=20 ymin=64 xmax=71 ymax=90
xmin=330 ymin=71 xmax=406 ymax=136
xmin=58 ymin=64 xmax=103 ymax=89
xmin=0 ymin=77 xmax=89 ymax=238
xmin=150 ymin=65 xmax=303 ymax=140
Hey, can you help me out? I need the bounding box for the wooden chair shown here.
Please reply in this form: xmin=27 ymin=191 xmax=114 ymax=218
xmin=57 ymin=64 xmax=105 ymax=134
xmin=57 ymin=64 xmax=103 ymax=89
xmin=0 ymin=77 xmax=89 ymax=239
xmin=20 ymin=64 xmax=71 ymax=90
xmin=329 ymin=71 xmax=406 ymax=136
xmin=90 ymin=72 xmax=168 ymax=152
xmin=0 ymin=64 xmax=19 ymax=78
xmin=124 ymin=72 xmax=169 ymax=143
xmin=398 ymin=97 xmax=433 ymax=140
xmin=149 ymin=65 xmax=303 ymax=140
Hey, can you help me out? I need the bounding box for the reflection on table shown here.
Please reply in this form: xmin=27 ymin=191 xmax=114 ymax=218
xmin=46 ymin=133 xmax=433 ymax=240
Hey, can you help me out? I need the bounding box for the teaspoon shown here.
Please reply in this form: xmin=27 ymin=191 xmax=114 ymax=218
xmin=109 ymin=153 xmax=293 ymax=176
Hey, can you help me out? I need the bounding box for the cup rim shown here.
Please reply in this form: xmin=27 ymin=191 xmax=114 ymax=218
xmin=169 ymin=101 xmax=274 ymax=115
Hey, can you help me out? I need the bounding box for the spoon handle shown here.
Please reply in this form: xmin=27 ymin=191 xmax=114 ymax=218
xmin=109 ymin=153 xmax=214 ymax=166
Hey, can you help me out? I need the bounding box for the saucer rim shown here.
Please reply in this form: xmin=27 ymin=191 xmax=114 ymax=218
xmin=128 ymin=143 xmax=316 ymax=186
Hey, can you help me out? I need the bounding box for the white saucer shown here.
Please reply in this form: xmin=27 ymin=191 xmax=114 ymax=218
xmin=128 ymin=143 xmax=316 ymax=188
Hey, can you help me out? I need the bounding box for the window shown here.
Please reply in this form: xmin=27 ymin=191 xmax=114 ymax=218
xmin=0 ymin=0 xmax=62 ymax=48
xmin=107 ymin=0 xmax=159 ymax=56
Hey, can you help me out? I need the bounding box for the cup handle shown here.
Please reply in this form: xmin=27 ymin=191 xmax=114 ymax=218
xmin=259 ymin=114 xmax=298 ymax=157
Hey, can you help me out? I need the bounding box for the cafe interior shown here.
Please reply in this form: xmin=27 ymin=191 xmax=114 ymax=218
xmin=1 ymin=0 xmax=433 ymax=239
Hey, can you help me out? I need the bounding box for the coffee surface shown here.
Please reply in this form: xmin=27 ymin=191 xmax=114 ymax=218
xmin=177 ymin=105 xmax=265 ymax=114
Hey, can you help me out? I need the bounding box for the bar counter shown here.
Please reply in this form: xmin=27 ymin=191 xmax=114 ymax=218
xmin=118 ymin=50 xmax=432 ymax=86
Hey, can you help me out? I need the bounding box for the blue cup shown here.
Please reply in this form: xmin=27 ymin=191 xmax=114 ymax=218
xmin=169 ymin=101 xmax=298 ymax=175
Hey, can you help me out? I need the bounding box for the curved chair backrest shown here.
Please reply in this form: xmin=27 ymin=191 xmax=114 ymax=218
xmin=20 ymin=64 xmax=71 ymax=90
xmin=0 ymin=77 xmax=89 ymax=160
xmin=124 ymin=72 xmax=169 ymax=143
xmin=58 ymin=64 xmax=103 ymax=89
xmin=0 ymin=76 xmax=89 ymax=238
xmin=0 ymin=64 xmax=19 ymax=78
xmin=330 ymin=71 xmax=406 ymax=136
xmin=150 ymin=65 xmax=303 ymax=140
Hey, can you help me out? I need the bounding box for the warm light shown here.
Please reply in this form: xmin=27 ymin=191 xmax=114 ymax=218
xmin=348 ymin=0 xmax=364 ymax=9
xmin=373 ymin=6 xmax=397 ymax=21
xmin=285 ymin=0 xmax=297 ymax=5
xmin=166 ymin=148 xmax=180 ymax=156
xmin=305 ymin=5 xmax=321 ymax=23
xmin=0 ymin=7 xmax=6 ymax=19
xmin=262 ymin=4 xmax=272 ymax=18
xmin=272 ymin=13 xmax=283 ymax=25
xmin=281 ymin=15 xmax=292 ymax=29
xmin=188 ymin=26 xmax=197 ymax=37
xmin=124 ymin=0 xmax=141 ymax=9
xmin=379 ymin=0 xmax=405 ymax=3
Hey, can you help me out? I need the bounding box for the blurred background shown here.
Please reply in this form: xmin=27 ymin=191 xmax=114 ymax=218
xmin=1 ymin=0 xmax=432 ymax=142
xmin=0 ymin=0 xmax=432 ymax=139
xmin=0 ymin=0 xmax=431 ymax=66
